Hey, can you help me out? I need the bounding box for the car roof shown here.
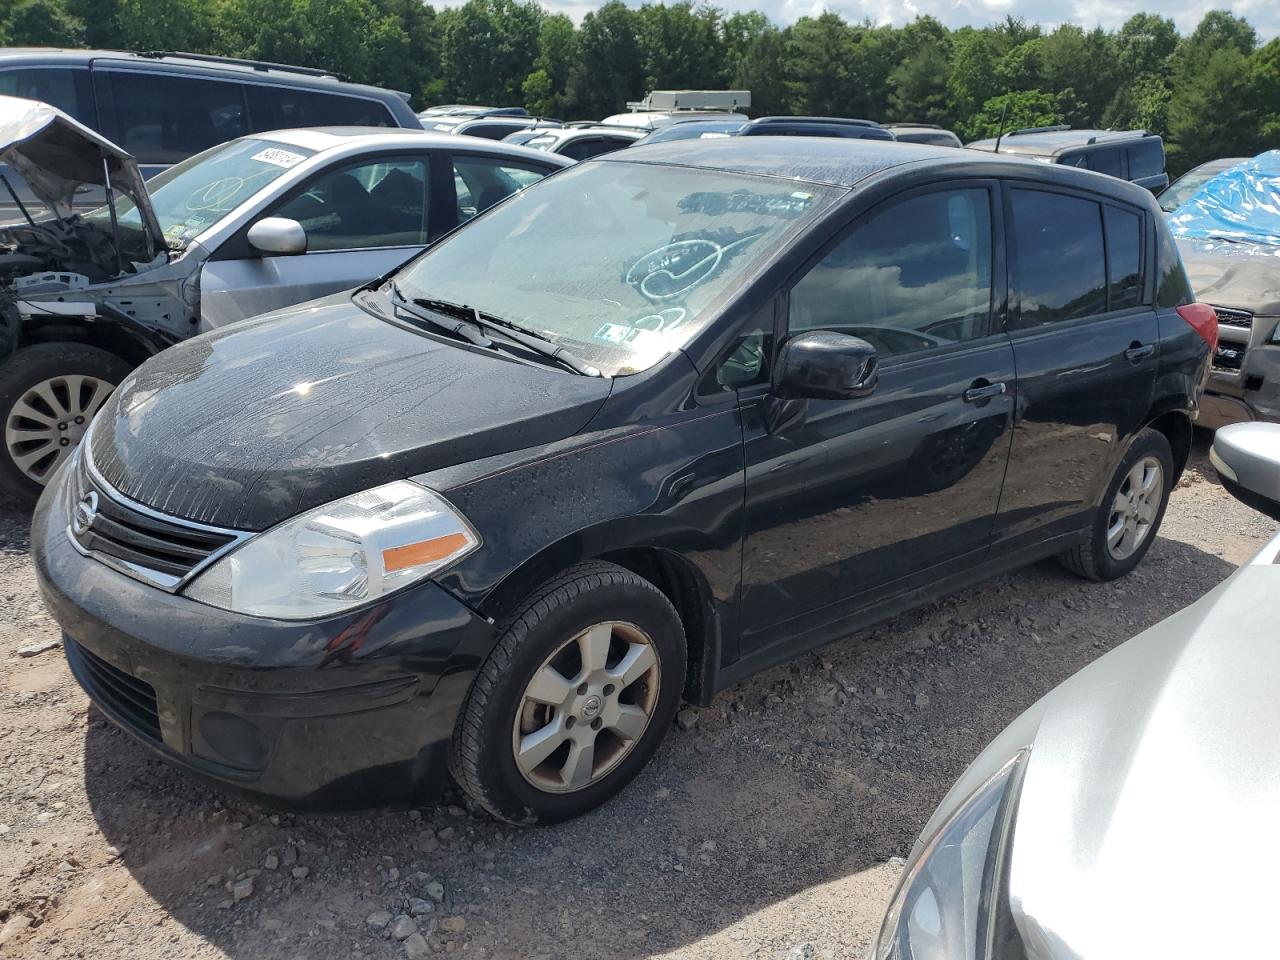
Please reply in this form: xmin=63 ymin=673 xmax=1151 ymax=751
xmin=969 ymin=128 xmax=1157 ymax=156
xmin=532 ymin=126 xmax=647 ymax=143
xmin=607 ymin=136 xmax=954 ymax=186
xmin=0 ymin=48 xmax=408 ymax=101
xmin=248 ymin=126 xmax=573 ymax=165
xmin=601 ymin=136 xmax=1162 ymax=201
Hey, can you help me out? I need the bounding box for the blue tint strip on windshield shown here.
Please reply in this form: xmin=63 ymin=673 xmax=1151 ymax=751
xmin=1169 ymin=150 xmax=1280 ymax=247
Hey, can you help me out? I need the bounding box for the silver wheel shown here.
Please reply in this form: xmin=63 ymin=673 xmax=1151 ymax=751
xmin=4 ymin=374 xmax=114 ymax=484
xmin=1106 ymin=455 xmax=1163 ymax=560
xmin=511 ymin=621 xmax=660 ymax=794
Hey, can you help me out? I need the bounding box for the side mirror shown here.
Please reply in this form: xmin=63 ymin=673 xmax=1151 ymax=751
xmin=776 ymin=331 xmax=878 ymax=401
xmin=1211 ymin=422 xmax=1280 ymax=521
xmin=247 ymin=217 xmax=307 ymax=256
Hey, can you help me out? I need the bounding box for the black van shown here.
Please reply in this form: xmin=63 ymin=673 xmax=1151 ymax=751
xmin=34 ymin=139 xmax=1215 ymax=823
xmin=0 ymin=48 xmax=421 ymax=217
xmin=968 ymin=126 xmax=1170 ymax=193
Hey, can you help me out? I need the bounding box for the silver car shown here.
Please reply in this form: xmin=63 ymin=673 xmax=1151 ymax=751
xmin=872 ymin=421 xmax=1280 ymax=959
xmin=0 ymin=95 xmax=570 ymax=500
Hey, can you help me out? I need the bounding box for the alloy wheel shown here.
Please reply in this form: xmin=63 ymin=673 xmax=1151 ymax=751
xmin=511 ymin=621 xmax=661 ymax=794
xmin=1106 ymin=455 xmax=1163 ymax=560
xmin=4 ymin=375 xmax=115 ymax=484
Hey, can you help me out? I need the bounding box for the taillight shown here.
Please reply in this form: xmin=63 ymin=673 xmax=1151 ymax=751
xmin=1177 ymin=302 xmax=1219 ymax=352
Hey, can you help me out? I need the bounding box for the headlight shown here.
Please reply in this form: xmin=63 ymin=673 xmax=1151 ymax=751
xmin=184 ymin=481 xmax=479 ymax=619
xmin=873 ymin=751 xmax=1027 ymax=960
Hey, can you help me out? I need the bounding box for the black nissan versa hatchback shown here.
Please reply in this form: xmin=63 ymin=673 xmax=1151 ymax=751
xmin=33 ymin=138 xmax=1217 ymax=824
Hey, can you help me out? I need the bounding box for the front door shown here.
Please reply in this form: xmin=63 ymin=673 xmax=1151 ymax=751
xmin=992 ymin=186 xmax=1159 ymax=548
xmin=739 ymin=183 xmax=1016 ymax=653
xmin=199 ymin=154 xmax=433 ymax=329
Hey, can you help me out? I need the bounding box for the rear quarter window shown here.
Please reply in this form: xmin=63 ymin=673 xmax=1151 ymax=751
xmin=247 ymin=86 xmax=395 ymax=130
xmin=1083 ymin=148 xmax=1124 ymax=178
xmin=1128 ymin=139 xmax=1165 ymax=179
xmin=1155 ymin=222 xmax=1194 ymax=308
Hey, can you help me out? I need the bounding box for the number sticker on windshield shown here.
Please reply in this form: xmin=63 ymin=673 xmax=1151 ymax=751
xmin=251 ymin=148 xmax=307 ymax=169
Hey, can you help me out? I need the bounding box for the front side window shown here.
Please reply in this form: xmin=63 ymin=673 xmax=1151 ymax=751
xmin=452 ymin=155 xmax=553 ymax=224
xmin=0 ymin=67 xmax=93 ymax=124
xmin=396 ymin=161 xmax=840 ymax=376
xmin=1010 ymin=190 xmax=1107 ymax=327
xmin=86 ymin=136 xmax=317 ymax=248
xmin=105 ymin=72 xmax=249 ymax=164
xmin=789 ymin=188 xmax=993 ymax=358
xmin=273 ymin=156 xmax=428 ymax=250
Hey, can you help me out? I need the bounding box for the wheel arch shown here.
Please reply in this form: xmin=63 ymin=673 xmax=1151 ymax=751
xmin=1145 ymin=408 xmax=1194 ymax=485
xmin=12 ymin=308 xmax=170 ymax=370
xmin=472 ymin=529 xmax=725 ymax=708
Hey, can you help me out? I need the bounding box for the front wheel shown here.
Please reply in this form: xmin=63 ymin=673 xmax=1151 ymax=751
xmin=450 ymin=561 xmax=686 ymax=824
xmin=0 ymin=343 xmax=132 ymax=505
xmin=1059 ymin=427 xmax=1173 ymax=581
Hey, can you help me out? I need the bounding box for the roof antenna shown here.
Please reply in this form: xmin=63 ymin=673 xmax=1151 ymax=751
xmin=992 ymin=98 xmax=1010 ymax=154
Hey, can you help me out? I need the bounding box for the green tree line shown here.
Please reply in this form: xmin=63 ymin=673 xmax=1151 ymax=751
xmin=3 ymin=0 xmax=1279 ymax=172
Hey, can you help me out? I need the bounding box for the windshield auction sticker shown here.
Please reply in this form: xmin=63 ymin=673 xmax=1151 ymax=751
xmin=250 ymin=148 xmax=308 ymax=169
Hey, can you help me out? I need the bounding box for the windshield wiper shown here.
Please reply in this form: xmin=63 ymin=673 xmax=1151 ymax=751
xmin=388 ymin=283 xmax=493 ymax=348
xmin=466 ymin=312 xmax=602 ymax=377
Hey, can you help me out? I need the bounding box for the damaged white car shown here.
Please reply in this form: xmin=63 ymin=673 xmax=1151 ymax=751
xmin=0 ymin=95 xmax=569 ymax=501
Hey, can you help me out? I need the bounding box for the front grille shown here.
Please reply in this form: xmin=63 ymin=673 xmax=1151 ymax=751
xmin=65 ymin=638 xmax=161 ymax=742
xmin=1212 ymin=306 xmax=1254 ymax=329
xmin=1214 ymin=345 xmax=1245 ymax=372
xmin=68 ymin=454 xmax=241 ymax=589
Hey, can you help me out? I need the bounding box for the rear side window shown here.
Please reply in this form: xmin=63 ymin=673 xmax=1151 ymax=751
xmin=789 ymin=187 xmax=993 ymax=358
xmin=453 ymin=155 xmax=552 ymax=223
xmin=1009 ymin=190 xmax=1107 ymax=327
xmin=104 ymin=71 xmax=249 ymax=164
xmin=247 ymin=86 xmax=395 ymax=130
xmin=1105 ymin=206 xmax=1144 ymax=309
xmin=560 ymin=138 xmax=607 ymax=161
xmin=1128 ymin=140 xmax=1165 ymax=179
xmin=0 ymin=67 xmax=94 ymax=125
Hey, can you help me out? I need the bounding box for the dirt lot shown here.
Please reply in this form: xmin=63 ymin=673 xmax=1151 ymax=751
xmin=0 ymin=438 xmax=1273 ymax=960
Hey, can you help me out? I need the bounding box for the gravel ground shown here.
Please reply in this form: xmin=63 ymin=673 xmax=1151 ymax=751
xmin=0 ymin=436 xmax=1273 ymax=960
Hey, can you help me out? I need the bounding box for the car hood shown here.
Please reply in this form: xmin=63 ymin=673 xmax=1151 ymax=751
xmin=0 ymin=94 xmax=163 ymax=254
xmin=87 ymin=293 xmax=613 ymax=530
xmin=1005 ymin=531 xmax=1280 ymax=958
xmin=1177 ymin=236 xmax=1280 ymax=316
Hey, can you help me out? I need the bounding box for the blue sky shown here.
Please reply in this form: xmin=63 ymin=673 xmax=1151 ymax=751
xmin=524 ymin=0 xmax=1278 ymax=40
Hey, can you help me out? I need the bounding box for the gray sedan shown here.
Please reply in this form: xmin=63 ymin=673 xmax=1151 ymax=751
xmin=0 ymin=96 xmax=569 ymax=499
xmin=873 ymin=421 xmax=1280 ymax=959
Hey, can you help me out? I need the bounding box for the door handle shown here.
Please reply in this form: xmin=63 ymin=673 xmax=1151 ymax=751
xmin=962 ymin=381 xmax=1007 ymax=404
xmin=1125 ymin=342 xmax=1156 ymax=363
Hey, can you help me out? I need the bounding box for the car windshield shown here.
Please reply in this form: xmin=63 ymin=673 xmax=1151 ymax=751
xmin=1159 ymin=160 xmax=1244 ymax=212
xmin=394 ymin=161 xmax=840 ymax=376
xmin=86 ymin=138 xmax=317 ymax=249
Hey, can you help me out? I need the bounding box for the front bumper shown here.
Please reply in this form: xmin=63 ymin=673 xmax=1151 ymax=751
xmin=32 ymin=469 xmax=497 ymax=810
xmin=1205 ymin=316 xmax=1280 ymax=427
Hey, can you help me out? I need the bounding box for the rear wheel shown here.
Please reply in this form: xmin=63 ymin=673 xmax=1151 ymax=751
xmin=0 ymin=343 xmax=131 ymax=505
xmin=450 ymin=561 xmax=686 ymax=824
xmin=1059 ymin=427 xmax=1173 ymax=581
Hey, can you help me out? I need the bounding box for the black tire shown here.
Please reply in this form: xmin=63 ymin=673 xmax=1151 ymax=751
xmin=1059 ymin=427 xmax=1173 ymax=582
xmin=0 ymin=343 xmax=132 ymax=506
xmin=450 ymin=561 xmax=687 ymax=825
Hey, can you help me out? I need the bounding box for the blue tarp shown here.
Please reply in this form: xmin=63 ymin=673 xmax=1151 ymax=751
xmin=1169 ymin=150 xmax=1280 ymax=247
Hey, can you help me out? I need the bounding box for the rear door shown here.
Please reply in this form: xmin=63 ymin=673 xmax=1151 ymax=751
xmin=992 ymin=186 xmax=1158 ymax=549
xmin=738 ymin=181 xmax=1016 ymax=652
xmin=199 ymin=152 xmax=433 ymax=328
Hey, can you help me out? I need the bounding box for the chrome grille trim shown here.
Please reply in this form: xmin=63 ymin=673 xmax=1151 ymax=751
xmin=1211 ymin=305 xmax=1254 ymax=329
xmin=66 ymin=432 xmax=252 ymax=592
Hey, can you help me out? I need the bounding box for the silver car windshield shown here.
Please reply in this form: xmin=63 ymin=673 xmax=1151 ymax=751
xmin=87 ymin=138 xmax=317 ymax=249
xmin=394 ymin=161 xmax=840 ymax=376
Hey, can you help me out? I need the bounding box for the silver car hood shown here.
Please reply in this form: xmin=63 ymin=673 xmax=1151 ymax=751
xmin=0 ymin=94 xmax=163 ymax=254
xmin=1007 ymin=529 xmax=1280 ymax=958
xmin=1177 ymin=236 xmax=1280 ymax=315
